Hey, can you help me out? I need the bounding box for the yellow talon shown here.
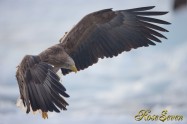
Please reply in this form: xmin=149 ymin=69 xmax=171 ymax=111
xmin=42 ymin=112 xmax=48 ymax=119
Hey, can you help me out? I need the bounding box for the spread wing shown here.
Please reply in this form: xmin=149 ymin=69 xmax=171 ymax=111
xmin=16 ymin=55 xmax=69 ymax=114
xmin=60 ymin=6 xmax=170 ymax=75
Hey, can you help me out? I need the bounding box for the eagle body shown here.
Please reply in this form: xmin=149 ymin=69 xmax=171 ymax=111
xmin=16 ymin=6 xmax=170 ymax=119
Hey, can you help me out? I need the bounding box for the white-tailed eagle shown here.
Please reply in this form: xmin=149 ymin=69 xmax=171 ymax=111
xmin=16 ymin=6 xmax=170 ymax=119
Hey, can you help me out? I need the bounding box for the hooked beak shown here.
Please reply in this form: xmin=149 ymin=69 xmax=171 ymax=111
xmin=70 ymin=65 xmax=78 ymax=73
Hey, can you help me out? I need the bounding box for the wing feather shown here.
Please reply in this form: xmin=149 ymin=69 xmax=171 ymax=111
xmin=60 ymin=6 xmax=170 ymax=75
xmin=139 ymin=21 xmax=169 ymax=32
xmin=16 ymin=55 xmax=69 ymax=114
xmin=125 ymin=6 xmax=155 ymax=11
xmin=136 ymin=16 xmax=171 ymax=24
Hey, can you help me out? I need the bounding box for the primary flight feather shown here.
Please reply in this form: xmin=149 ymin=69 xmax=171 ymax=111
xmin=16 ymin=6 xmax=170 ymax=119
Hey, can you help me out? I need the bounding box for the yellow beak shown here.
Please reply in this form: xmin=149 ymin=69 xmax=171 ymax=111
xmin=70 ymin=65 xmax=78 ymax=73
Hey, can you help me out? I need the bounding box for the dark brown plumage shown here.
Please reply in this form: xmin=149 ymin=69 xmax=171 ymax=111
xmin=60 ymin=6 xmax=170 ymax=75
xmin=16 ymin=6 xmax=170 ymax=119
xmin=16 ymin=55 xmax=69 ymax=119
